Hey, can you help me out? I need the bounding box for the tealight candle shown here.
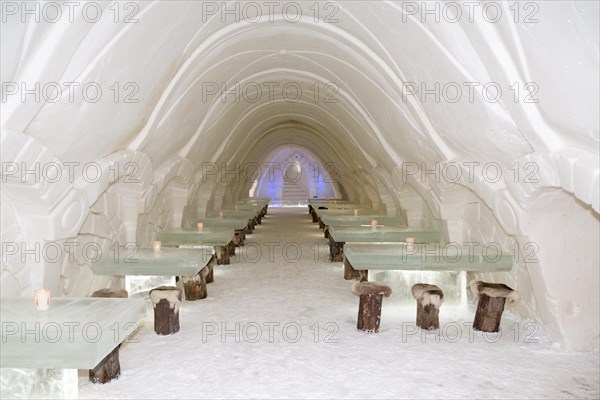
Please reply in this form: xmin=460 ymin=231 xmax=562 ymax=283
xmin=219 ymin=211 xmax=223 ymax=218
xmin=371 ymin=219 xmax=378 ymax=227
xmin=354 ymin=209 xmax=358 ymax=216
xmin=153 ymin=240 xmax=161 ymax=252
xmin=406 ymin=236 xmax=415 ymax=252
xmin=34 ymin=289 xmax=50 ymax=311
xmin=197 ymin=222 xmax=204 ymax=231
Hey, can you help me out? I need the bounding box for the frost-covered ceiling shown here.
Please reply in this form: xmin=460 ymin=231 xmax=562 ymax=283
xmin=1 ymin=1 xmax=599 ymax=350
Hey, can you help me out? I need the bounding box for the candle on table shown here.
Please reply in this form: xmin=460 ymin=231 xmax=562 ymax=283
xmin=197 ymin=222 xmax=204 ymax=231
xmin=34 ymin=289 xmax=50 ymax=311
xmin=354 ymin=209 xmax=358 ymax=216
xmin=371 ymin=219 xmax=378 ymax=228
xmin=153 ymin=240 xmax=161 ymax=253
xmin=406 ymin=236 xmax=415 ymax=252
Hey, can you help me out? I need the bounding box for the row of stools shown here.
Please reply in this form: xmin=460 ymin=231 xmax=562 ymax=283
xmin=352 ymin=280 xmax=520 ymax=333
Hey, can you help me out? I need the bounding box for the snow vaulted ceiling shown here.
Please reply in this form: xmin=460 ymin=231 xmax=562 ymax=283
xmin=1 ymin=1 xmax=599 ymax=350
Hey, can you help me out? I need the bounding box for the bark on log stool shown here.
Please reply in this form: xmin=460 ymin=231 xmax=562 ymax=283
xmin=343 ymin=256 xmax=368 ymax=282
xmin=329 ymin=237 xmax=345 ymax=262
xmin=216 ymin=245 xmax=230 ymax=265
xmin=149 ymin=286 xmax=182 ymax=335
xmin=470 ymin=280 xmax=520 ymax=333
xmin=411 ymin=284 xmax=444 ymax=330
xmin=311 ymin=210 xmax=319 ymax=223
xmin=179 ymin=272 xmax=207 ymax=301
xmin=205 ymin=255 xmax=216 ymax=283
xmin=88 ymin=288 xmax=128 ymax=383
xmin=227 ymin=240 xmax=236 ymax=256
xmin=352 ymin=281 xmax=392 ymax=333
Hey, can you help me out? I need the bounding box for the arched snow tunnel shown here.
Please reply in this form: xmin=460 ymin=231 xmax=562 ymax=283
xmin=1 ymin=0 xmax=598 ymax=356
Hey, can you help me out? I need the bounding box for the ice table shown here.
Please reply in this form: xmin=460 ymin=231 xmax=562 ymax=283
xmin=90 ymin=247 xmax=215 ymax=296
xmin=196 ymin=218 xmax=251 ymax=242
xmin=157 ymin=229 xmax=235 ymax=265
xmin=216 ymin=210 xmax=261 ymax=231
xmin=327 ymin=226 xmax=443 ymax=262
xmin=312 ymin=207 xmax=379 ymax=224
xmin=343 ymin=242 xmax=513 ymax=306
xmin=320 ymin=215 xmax=408 ymax=236
xmin=0 ymin=297 xmax=145 ymax=398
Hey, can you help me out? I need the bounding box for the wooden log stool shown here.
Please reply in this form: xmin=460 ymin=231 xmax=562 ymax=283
xmin=178 ymin=271 xmax=207 ymax=301
xmin=234 ymin=229 xmax=245 ymax=246
xmin=149 ymin=286 xmax=182 ymax=335
xmin=329 ymin=236 xmax=345 ymax=262
xmin=311 ymin=210 xmax=319 ymax=223
xmin=343 ymin=256 xmax=368 ymax=281
xmin=411 ymin=284 xmax=444 ymax=330
xmin=470 ymin=280 xmax=520 ymax=333
xmin=89 ymin=288 xmax=128 ymax=384
xmin=352 ymin=281 xmax=392 ymax=333
xmin=205 ymin=254 xmax=217 ymax=283
xmin=215 ymin=245 xmax=230 ymax=265
xmin=227 ymin=240 xmax=236 ymax=256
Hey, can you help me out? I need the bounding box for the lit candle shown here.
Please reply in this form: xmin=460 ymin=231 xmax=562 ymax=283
xmin=371 ymin=219 xmax=378 ymax=228
xmin=197 ymin=222 xmax=204 ymax=231
xmin=34 ymin=289 xmax=50 ymax=311
xmin=354 ymin=209 xmax=358 ymax=216
xmin=153 ymin=240 xmax=161 ymax=253
xmin=235 ymin=205 xmax=238 ymax=211
xmin=219 ymin=211 xmax=223 ymax=218
xmin=406 ymin=236 xmax=415 ymax=252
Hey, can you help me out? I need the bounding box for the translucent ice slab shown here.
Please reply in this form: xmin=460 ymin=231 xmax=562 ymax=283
xmin=157 ymin=228 xmax=234 ymax=247
xmin=0 ymin=297 xmax=146 ymax=369
xmin=329 ymin=226 xmax=443 ymax=243
xmin=344 ymin=243 xmax=513 ymax=272
xmin=321 ymin=215 xmax=408 ymax=228
xmin=196 ymin=218 xmax=250 ymax=230
xmin=90 ymin=247 xmax=214 ymax=276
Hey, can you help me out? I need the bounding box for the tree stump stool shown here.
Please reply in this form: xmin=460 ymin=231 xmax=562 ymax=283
xmin=343 ymin=256 xmax=368 ymax=281
xmin=470 ymin=280 xmax=520 ymax=333
xmin=352 ymin=282 xmax=392 ymax=333
xmin=234 ymin=229 xmax=245 ymax=246
xmin=205 ymin=255 xmax=216 ymax=283
xmin=329 ymin=237 xmax=345 ymax=262
xmin=89 ymin=288 xmax=128 ymax=383
xmin=227 ymin=240 xmax=236 ymax=256
xmin=149 ymin=286 xmax=182 ymax=335
xmin=311 ymin=210 xmax=319 ymax=223
xmin=179 ymin=272 xmax=207 ymax=301
xmin=411 ymin=284 xmax=444 ymax=330
xmin=216 ymin=245 xmax=230 ymax=265
xmin=319 ymin=219 xmax=325 ymax=230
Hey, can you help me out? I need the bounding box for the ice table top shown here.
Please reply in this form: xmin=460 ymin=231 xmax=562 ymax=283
xmin=196 ymin=218 xmax=250 ymax=229
xmin=223 ymin=204 xmax=262 ymax=212
xmin=157 ymin=229 xmax=234 ymax=246
xmin=90 ymin=247 xmax=214 ymax=276
xmin=238 ymin=197 xmax=271 ymax=204
xmin=320 ymin=215 xmax=407 ymax=228
xmin=344 ymin=243 xmax=513 ymax=272
xmin=0 ymin=297 xmax=146 ymax=369
xmin=315 ymin=208 xmax=379 ymax=218
xmin=217 ymin=210 xmax=258 ymax=219
xmin=328 ymin=226 xmax=442 ymax=243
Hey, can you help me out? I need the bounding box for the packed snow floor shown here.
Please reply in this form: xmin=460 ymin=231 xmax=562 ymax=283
xmin=79 ymin=207 xmax=599 ymax=399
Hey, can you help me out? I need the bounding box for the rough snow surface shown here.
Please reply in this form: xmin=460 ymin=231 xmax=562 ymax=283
xmin=79 ymin=208 xmax=599 ymax=399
